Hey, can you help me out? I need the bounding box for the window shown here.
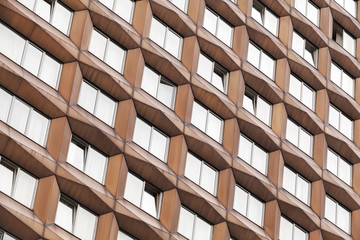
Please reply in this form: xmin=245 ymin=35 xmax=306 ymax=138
xmin=98 ymin=0 xmax=135 ymax=23
xmin=0 ymin=23 xmax=62 ymax=89
xmin=184 ymin=152 xmax=218 ymax=195
xmin=330 ymin=62 xmax=354 ymax=97
xmin=54 ymin=196 xmax=98 ymax=240
xmin=78 ymin=80 xmax=117 ymax=126
xmin=289 ymin=74 xmax=315 ymax=110
xmin=88 ymin=28 xmax=126 ymax=73
xmin=292 ymin=31 xmax=318 ymax=67
xmin=191 ymin=101 xmax=223 ymax=143
xmin=197 ymin=52 xmax=229 ymax=93
xmin=286 ymin=118 xmax=313 ymax=156
xmin=168 ymin=0 xmax=188 ymax=12
xmin=243 ymin=87 xmax=272 ymax=126
xmin=279 ymin=216 xmax=308 ymax=240
xmin=334 ymin=0 xmax=357 ymax=17
xmin=117 ymin=230 xmax=135 ymax=240
xmin=66 ymin=138 xmax=108 ymax=183
xmin=124 ymin=172 xmax=162 ymax=218
xmin=294 ymin=0 xmax=319 ymax=26
xmin=247 ymin=42 xmax=276 ymax=80
xmin=327 ymin=148 xmax=352 ymax=186
xmin=283 ymin=166 xmax=311 ymax=205
xmin=203 ymin=7 xmax=233 ymax=47
xmin=0 ymin=157 xmax=37 ymax=209
xmin=238 ymin=134 xmax=268 ymax=175
xmin=325 ymin=195 xmax=351 ymax=234
xmin=233 ymin=185 xmax=264 ymax=227
xmin=177 ymin=206 xmax=213 ymax=240
xmin=252 ymin=0 xmax=279 ymax=36
xmin=17 ymin=0 xmax=72 ymax=35
xmin=132 ymin=117 xmax=169 ymax=162
xmin=149 ymin=17 xmax=183 ymax=59
xmin=329 ymin=104 xmax=353 ymax=140
xmin=0 ymin=229 xmax=18 ymax=240
xmin=333 ymin=22 xmax=356 ymax=56
xmin=141 ymin=66 xmax=176 ymax=109
xmin=0 ymin=87 xmax=50 ymax=146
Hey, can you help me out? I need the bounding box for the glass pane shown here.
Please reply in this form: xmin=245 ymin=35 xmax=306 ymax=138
xmin=247 ymin=195 xmax=264 ymax=226
xmin=52 ymin=2 xmax=72 ymax=35
xmin=142 ymin=188 xmax=157 ymax=217
xmin=178 ymin=207 xmax=195 ymax=239
xmin=99 ymin=0 xmax=114 ymax=9
xmin=8 ymin=98 xmax=30 ymax=134
xmin=299 ymin=128 xmax=312 ymax=156
xmin=73 ymin=206 xmax=97 ymax=240
xmin=279 ymin=217 xmax=293 ymax=240
xmin=171 ymin=0 xmax=187 ymax=12
xmin=0 ymin=23 xmax=26 ymax=64
xmin=124 ymin=173 xmax=143 ymax=207
xmin=233 ymin=186 xmax=247 ymax=215
xmin=0 ymin=88 xmax=12 ymax=122
xmin=157 ymin=79 xmax=175 ymax=109
xmin=296 ymin=176 xmax=309 ymax=204
xmin=295 ymin=0 xmax=306 ymax=15
xmin=238 ymin=135 xmax=252 ymax=164
xmin=289 ymin=75 xmax=302 ymax=100
xmin=304 ymin=43 xmax=316 ymax=66
xmin=328 ymin=105 xmax=339 ymax=129
xmin=342 ymin=72 xmax=354 ymax=97
xmin=141 ymin=66 xmax=159 ymax=97
xmin=330 ymin=63 xmax=342 ymax=86
xmin=264 ymin=9 xmax=278 ymax=36
xmin=26 ymin=110 xmax=49 ymax=146
xmin=252 ymin=145 xmax=267 ymax=175
xmin=344 ymin=0 xmax=356 ymax=17
xmin=292 ymin=32 xmax=305 ymax=57
xmin=197 ymin=53 xmax=213 ymax=82
xmin=343 ymin=31 xmax=355 ymax=56
xmin=22 ymin=44 xmax=42 ymax=76
xmin=94 ymin=92 xmax=116 ymax=126
xmin=67 ymin=141 xmax=85 ymax=171
xmin=17 ymin=0 xmax=36 ymax=9
xmin=34 ymin=0 xmax=51 ymax=22
xmin=247 ymin=43 xmax=260 ymax=68
xmin=0 ymin=163 xmax=14 ymax=196
xmin=200 ymin=163 xmax=217 ymax=194
xmin=302 ymin=84 xmax=314 ymax=110
xmin=325 ymin=196 xmax=336 ymax=223
xmin=307 ymin=2 xmax=319 ymax=26
xmin=191 ymin=102 xmax=207 ymax=132
xmin=206 ymin=112 xmax=222 ymax=142
xmin=293 ymin=226 xmax=307 ymax=240
xmin=164 ymin=29 xmax=181 ymax=58
xmin=193 ymin=217 xmax=212 ymax=240
xmin=88 ymin=29 xmax=107 ymax=60
xmin=340 ymin=114 xmax=353 ymax=139
xmin=286 ymin=119 xmax=299 ymax=147
xmin=85 ymin=147 xmax=107 ymax=183
xmin=133 ymin=118 xmax=151 ymax=150
xmin=337 ymin=205 xmax=350 ymax=233
xmin=203 ymin=9 xmax=217 ymax=35
xmin=117 ymin=230 xmax=133 ymax=240
xmin=149 ymin=129 xmax=168 ymax=161
xmin=217 ymin=19 xmax=232 ymax=46
xmin=104 ymin=41 xmax=125 ymax=73
xmin=54 ymin=199 xmax=74 ymax=233
xmin=13 ymin=170 xmax=37 ymax=208
xmin=212 ymin=69 xmax=225 ymax=92
xmin=260 ymin=52 xmax=275 ymax=79
xmin=283 ymin=167 xmax=296 ymax=195
xmin=326 ymin=149 xmax=338 ymax=176
xmin=3 ymin=233 xmax=18 ymax=240
xmin=252 ymin=2 xmax=263 ymax=25
xmin=338 ymin=158 xmax=352 ymax=185
xmin=38 ymin=54 xmax=61 ymax=88
xmin=184 ymin=152 xmax=201 ymax=184
xmin=243 ymin=94 xmax=255 ymax=115
xmin=149 ymin=18 xmax=166 ymax=47
xmin=114 ymin=0 xmax=134 ymax=23
xmin=256 ymin=97 xmax=271 ymax=125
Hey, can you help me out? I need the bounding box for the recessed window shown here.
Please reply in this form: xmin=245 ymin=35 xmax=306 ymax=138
xmin=327 ymin=148 xmax=352 ymax=186
xmin=294 ymin=0 xmax=319 ymax=26
xmin=238 ymin=134 xmax=268 ymax=175
xmin=279 ymin=216 xmax=308 ymax=240
xmin=133 ymin=117 xmax=169 ymax=162
xmin=177 ymin=206 xmax=213 ymax=240
xmin=168 ymin=0 xmax=188 ymax=12
xmin=333 ymin=22 xmax=356 ymax=56
xmin=184 ymin=152 xmax=218 ymax=195
xmin=325 ymin=195 xmax=351 ymax=234
xmin=330 ymin=62 xmax=354 ymax=97
xmin=292 ymin=31 xmax=318 ymax=67
xmin=78 ymin=80 xmax=117 ymax=126
xmin=283 ymin=166 xmax=311 ymax=205
xmin=191 ymin=101 xmax=223 ymax=143
xmin=17 ymin=0 xmax=73 ymax=35
xmin=289 ymin=74 xmax=315 ymax=110
xmin=141 ymin=65 xmax=176 ymax=109
xmin=0 ymin=87 xmax=50 ymax=146
xmin=98 ymin=0 xmax=135 ymax=23
xmin=149 ymin=17 xmax=183 ymax=59
xmin=233 ymin=185 xmax=264 ymax=227
xmin=0 ymin=23 xmax=62 ymax=89
xmin=197 ymin=52 xmax=229 ymax=93
xmin=329 ymin=104 xmax=353 ymax=140
xmin=286 ymin=118 xmax=313 ymax=156
xmin=334 ymin=0 xmax=357 ymax=17
xmin=117 ymin=230 xmax=135 ymax=240
xmin=203 ymin=7 xmax=233 ymax=47
xmin=66 ymin=138 xmax=108 ymax=183
xmin=247 ymin=41 xmax=276 ymax=80
xmin=88 ymin=28 xmax=126 ymax=73
xmin=243 ymin=87 xmax=272 ymax=126
xmin=124 ymin=172 xmax=162 ymax=218
xmin=54 ymin=195 xmax=98 ymax=240
xmin=0 ymin=156 xmax=37 ymax=209
xmin=0 ymin=229 xmax=19 ymax=240
xmin=252 ymin=0 xmax=279 ymax=36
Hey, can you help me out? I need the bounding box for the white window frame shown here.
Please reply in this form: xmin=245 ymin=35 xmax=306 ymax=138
xmin=280 ymin=216 xmax=309 ymax=240
xmin=334 ymin=0 xmax=357 ymax=18
xmin=292 ymin=31 xmax=318 ymax=67
xmin=252 ymin=0 xmax=279 ymax=36
xmin=283 ymin=165 xmax=311 ymax=205
xmin=248 ymin=41 xmax=276 ymax=80
xmin=327 ymin=148 xmax=352 ymax=186
xmin=286 ymin=118 xmax=313 ymax=156
xmin=333 ymin=22 xmax=356 ymax=57
xmin=243 ymin=86 xmax=272 ymax=126
xmin=98 ymin=0 xmax=135 ymax=23
xmin=289 ymin=74 xmax=316 ymax=111
xmin=168 ymin=0 xmax=189 ymax=13
xmin=330 ymin=62 xmax=355 ymax=97
xmin=295 ymin=0 xmax=319 ymax=26
xmin=329 ymin=104 xmax=353 ymax=140
xmin=325 ymin=195 xmax=351 ymax=234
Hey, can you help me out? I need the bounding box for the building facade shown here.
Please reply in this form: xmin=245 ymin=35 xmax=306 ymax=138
xmin=0 ymin=0 xmax=360 ymax=239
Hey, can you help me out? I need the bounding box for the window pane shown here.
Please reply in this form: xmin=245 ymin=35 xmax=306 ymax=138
xmin=206 ymin=112 xmax=222 ymax=142
xmin=200 ymin=163 xmax=217 ymax=194
xmin=191 ymin=102 xmax=207 ymax=132
xmin=256 ymin=97 xmax=271 ymax=125
xmin=203 ymin=9 xmax=217 ymax=35
xmin=55 ymin=199 xmax=74 ymax=233
xmin=22 ymin=44 xmax=42 ymax=76
xmin=304 ymin=43 xmax=316 ymax=66
xmin=325 ymin=196 xmax=336 ymax=223
xmin=35 ymin=0 xmax=51 ymax=22
xmin=243 ymin=94 xmax=255 ymax=115
xmin=293 ymin=226 xmax=307 ymax=240
xmin=342 ymin=72 xmax=354 ymax=97
xmin=238 ymin=135 xmax=252 ymax=164
xmin=8 ymin=98 xmax=30 ymax=134
xmin=0 ymin=88 xmax=12 ymax=122
xmin=233 ymin=186 xmax=247 ymax=215
xmin=328 ymin=105 xmax=339 ymax=129
xmin=124 ymin=173 xmax=143 ymax=207
xmin=18 ymin=0 xmax=36 ymax=9
xmin=217 ymin=19 xmax=232 ymax=46
xmin=330 ymin=63 xmax=342 ymax=86
xmin=212 ymin=69 xmax=225 ymax=92
xmin=264 ymin=9 xmax=278 ymax=36
xmin=149 ymin=18 xmax=166 ymax=47
xmin=73 ymin=206 xmax=97 ymax=240
xmin=104 ymin=41 xmax=125 ymax=73
xmin=114 ymin=0 xmax=134 ymax=23
xmin=283 ymin=167 xmax=296 ymax=195
xmin=292 ymin=32 xmax=305 ymax=57
xmin=296 ymin=176 xmax=309 ymax=204
xmin=337 ymin=205 xmax=350 ymax=233
xmin=197 ymin=54 xmax=213 ymax=81
xmin=252 ymin=145 xmax=267 ymax=175
xmin=344 ymin=0 xmax=356 ymax=16
xmin=88 ymin=30 xmax=107 ymax=60
xmin=338 ymin=158 xmax=351 ymax=185
xmin=252 ymin=3 xmax=263 ymax=24
xmin=52 ymin=2 xmax=72 ymax=35
xmin=0 ymin=163 xmax=14 ymax=196
xmin=307 ymin=2 xmax=319 ymax=26
xmin=0 ymin=23 xmax=26 ymax=64
xmin=286 ymin=119 xmax=299 ymax=147
xmin=247 ymin=195 xmax=263 ymax=226
xmin=279 ymin=217 xmax=293 ymax=240
xmin=99 ymin=0 xmax=114 ymax=9
xmin=157 ymin=79 xmax=175 ymax=109
xmin=117 ymin=230 xmax=133 ymax=240
xmin=260 ymin=52 xmax=275 ymax=79
xmin=67 ymin=141 xmax=85 ymax=171
xmin=142 ymin=188 xmax=157 ymax=217
xmin=164 ymin=29 xmax=181 ymax=58
xmin=149 ymin=129 xmax=168 ymax=161
xmin=13 ymin=170 xmax=37 ymax=208
xmin=94 ymin=92 xmax=116 ymax=126
xmin=302 ymin=84 xmax=314 ymax=110
xmin=193 ymin=217 xmax=212 ymax=240
xmin=326 ymin=149 xmax=338 ymax=176
xmin=38 ymin=54 xmax=61 ymax=88
xmin=184 ymin=152 xmax=201 ymax=184
xmin=343 ymin=31 xmax=355 ymax=56
xmin=295 ymin=0 xmax=306 ymax=14
xmin=85 ymin=147 xmax=107 ymax=183
xmin=247 ymin=43 xmax=260 ymax=68
xmin=133 ymin=118 xmax=151 ymax=150
xmin=299 ymin=128 xmax=312 ymax=155
xmin=141 ymin=66 xmax=159 ymax=97
xmin=340 ymin=114 xmax=353 ymax=139
xmin=3 ymin=233 xmax=18 ymax=240
xmin=178 ymin=207 xmax=195 ymax=239
xmin=171 ymin=0 xmax=187 ymax=12
xmin=26 ymin=110 xmax=49 ymax=146
xmin=78 ymin=81 xmax=97 ymax=114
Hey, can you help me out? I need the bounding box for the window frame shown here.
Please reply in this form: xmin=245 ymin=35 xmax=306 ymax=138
xmin=328 ymin=104 xmax=353 ymax=140
xmin=280 ymin=216 xmax=309 ymax=240
xmin=292 ymin=31 xmax=318 ymax=67
xmin=283 ymin=165 xmax=311 ymax=205
xmin=248 ymin=41 xmax=276 ymax=80
xmin=286 ymin=118 xmax=313 ymax=156
xmin=289 ymin=74 xmax=316 ymax=111
xmin=168 ymin=0 xmax=189 ymax=13
xmin=295 ymin=0 xmax=319 ymax=26
xmin=333 ymin=21 xmax=356 ymax=56
xmin=334 ymin=0 xmax=357 ymax=17
xmin=251 ymin=0 xmax=279 ymax=36
xmin=330 ymin=62 xmax=355 ymax=97
xmin=326 ymin=148 xmax=352 ymax=186
xmin=98 ymin=0 xmax=136 ymax=23
xmin=243 ymin=86 xmax=272 ymax=126
xmin=325 ymin=195 xmax=351 ymax=234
